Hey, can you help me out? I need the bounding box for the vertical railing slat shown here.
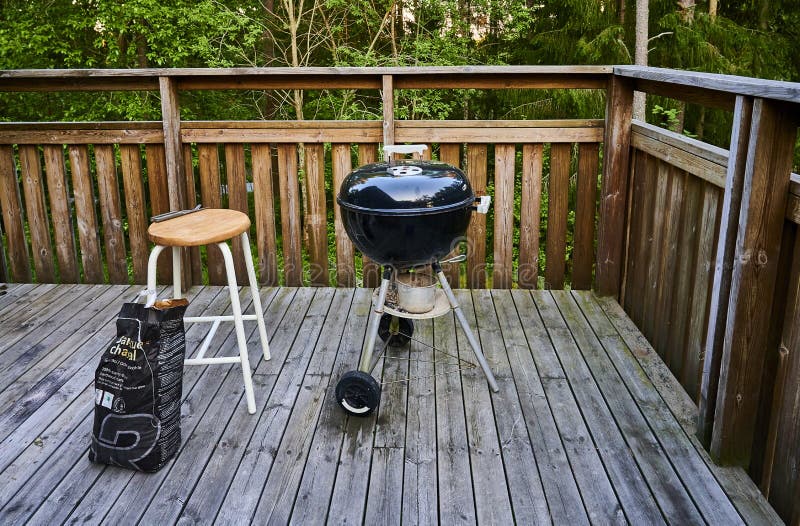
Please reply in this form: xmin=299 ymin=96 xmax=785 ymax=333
xmin=183 ymin=144 xmax=202 ymax=286
xmin=466 ymin=144 xmax=488 ymax=289
xmin=120 ymin=145 xmax=149 ymax=284
xmin=95 ymin=144 xmax=128 ymax=284
xmin=145 ymin=144 xmax=172 ymax=284
xmin=439 ymin=143 xmax=462 ymax=286
xmin=69 ymin=145 xmax=103 ymax=283
xmin=252 ymin=143 xmax=278 ymax=286
xmin=641 ymin=159 xmax=670 ymax=339
xmin=654 ymin=166 xmax=685 ymax=368
xmin=0 ymin=145 xmax=31 ymax=282
xmin=277 ymin=144 xmax=303 ymax=286
xmin=670 ymin=175 xmax=702 ymax=397
xmin=492 ymin=144 xmax=515 ymax=289
xmin=197 ymin=143 xmax=225 ymax=285
xmin=43 ymin=145 xmax=78 ymax=283
xmin=572 ymin=143 xmax=600 ymax=289
xmin=332 ymin=143 xmax=355 ymax=287
xmin=358 ymin=143 xmax=380 ymax=288
xmin=224 ymin=143 xmax=249 ymax=282
xmin=519 ymin=144 xmax=543 ymax=290
xmin=545 ymin=143 xmax=570 ymax=289
xmin=305 ymin=143 xmax=328 ymax=286
xmin=19 ymin=145 xmax=55 ymax=283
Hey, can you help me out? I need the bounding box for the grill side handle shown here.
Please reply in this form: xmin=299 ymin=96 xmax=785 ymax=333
xmin=472 ymin=195 xmax=492 ymax=214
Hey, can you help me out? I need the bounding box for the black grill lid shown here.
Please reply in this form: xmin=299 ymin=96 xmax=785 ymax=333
xmin=337 ymin=160 xmax=474 ymax=216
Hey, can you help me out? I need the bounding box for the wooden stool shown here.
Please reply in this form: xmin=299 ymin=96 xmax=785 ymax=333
xmin=146 ymin=208 xmax=270 ymax=414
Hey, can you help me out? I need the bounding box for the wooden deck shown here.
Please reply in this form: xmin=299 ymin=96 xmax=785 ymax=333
xmin=0 ymin=283 xmax=781 ymax=525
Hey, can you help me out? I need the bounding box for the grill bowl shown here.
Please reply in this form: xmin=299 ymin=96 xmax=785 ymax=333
xmin=337 ymin=160 xmax=474 ymax=268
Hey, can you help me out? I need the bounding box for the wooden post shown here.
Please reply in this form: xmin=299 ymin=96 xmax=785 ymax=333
xmin=159 ymin=76 xmax=186 ymax=212
xmin=382 ymin=75 xmax=394 ymax=149
xmin=697 ymin=96 xmax=753 ymax=447
xmin=595 ymin=75 xmax=633 ymax=297
xmin=710 ymin=98 xmax=798 ymax=465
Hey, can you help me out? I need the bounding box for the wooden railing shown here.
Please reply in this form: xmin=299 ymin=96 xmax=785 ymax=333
xmin=610 ymin=67 xmax=800 ymax=523
xmin=0 ymin=67 xmax=609 ymax=291
xmin=1 ymin=66 xmax=800 ymax=522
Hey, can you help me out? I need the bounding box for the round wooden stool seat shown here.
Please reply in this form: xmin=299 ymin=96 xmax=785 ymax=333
xmin=148 ymin=209 xmax=250 ymax=247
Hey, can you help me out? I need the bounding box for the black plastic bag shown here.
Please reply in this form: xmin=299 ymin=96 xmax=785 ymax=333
xmin=89 ymin=297 xmax=188 ymax=472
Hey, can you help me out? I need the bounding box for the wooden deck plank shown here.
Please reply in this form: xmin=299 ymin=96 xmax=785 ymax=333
xmin=0 ymin=285 xmax=130 ymax=396
xmin=433 ymin=300 xmax=477 ymax=525
xmin=512 ymin=289 xmax=657 ymax=524
xmin=571 ymin=290 xmax=744 ymax=525
xmin=545 ymin=291 xmax=704 ymax=523
xmin=61 ymin=287 xmax=263 ymax=524
xmin=246 ymin=289 xmax=355 ymax=524
xmin=96 ymin=288 xmax=293 ymax=525
xmin=478 ymin=290 xmax=554 ymax=524
xmin=0 ymin=284 xmax=96 ymax=356
xmin=364 ymin=318 xmax=411 ymax=524
xmin=193 ymin=288 xmax=320 ymax=524
xmin=120 ymin=288 xmax=305 ymax=524
xmin=0 ymin=285 xmax=780 ymax=525
xmin=0 ymin=283 xmax=73 ymax=343
xmin=401 ymin=318 xmax=438 ymax=525
xmin=0 ymin=285 xmax=133 ymax=419
xmin=326 ymin=298 xmax=389 ymax=525
xmin=138 ymin=288 xmax=326 ymax=525
xmin=0 ymin=283 xmax=51 ymax=317
xmin=595 ymin=294 xmax=784 ymax=526
xmin=1 ymin=286 xmax=227 ymax=523
xmin=289 ymin=288 xmax=372 ymax=525
xmin=454 ymin=290 xmax=515 ymax=524
xmin=189 ymin=288 xmax=332 ymax=523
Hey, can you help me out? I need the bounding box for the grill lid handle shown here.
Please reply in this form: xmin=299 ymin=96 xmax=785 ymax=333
xmin=383 ymin=144 xmax=428 ymax=162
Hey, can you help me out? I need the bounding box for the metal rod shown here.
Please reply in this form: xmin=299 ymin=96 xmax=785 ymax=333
xmin=192 ymin=319 xmax=221 ymax=361
xmin=358 ymin=267 xmax=393 ymax=373
xmin=435 ymin=266 xmax=500 ymax=392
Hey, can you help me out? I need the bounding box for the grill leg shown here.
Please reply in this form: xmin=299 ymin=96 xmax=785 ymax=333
xmin=358 ymin=267 xmax=393 ymax=373
xmin=435 ymin=266 xmax=500 ymax=393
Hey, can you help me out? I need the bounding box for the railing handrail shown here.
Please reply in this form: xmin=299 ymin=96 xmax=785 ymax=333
xmin=614 ymin=65 xmax=800 ymax=106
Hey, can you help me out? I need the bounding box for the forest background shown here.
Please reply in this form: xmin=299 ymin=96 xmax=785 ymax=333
xmin=0 ymin=0 xmax=798 ymax=286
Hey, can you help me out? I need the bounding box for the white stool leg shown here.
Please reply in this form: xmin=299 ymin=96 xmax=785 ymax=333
xmin=172 ymin=246 xmax=182 ymax=299
xmin=147 ymin=245 xmax=167 ymax=294
xmin=240 ymin=232 xmax=270 ymax=360
xmin=218 ymin=241 xmax=257 ymax=414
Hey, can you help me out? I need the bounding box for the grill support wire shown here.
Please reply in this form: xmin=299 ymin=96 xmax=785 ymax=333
xmin=336 ymin=262 xmax=500 ymax=417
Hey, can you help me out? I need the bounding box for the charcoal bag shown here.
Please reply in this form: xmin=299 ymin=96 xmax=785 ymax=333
xmin=89 ymin=297 xmax=188 ymax=472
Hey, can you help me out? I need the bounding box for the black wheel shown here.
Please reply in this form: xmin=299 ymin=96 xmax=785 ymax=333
xmin=378 ymin=314 xmax=414 ymax=347
xmin=336 ymin=371 xmax=381 ymax=417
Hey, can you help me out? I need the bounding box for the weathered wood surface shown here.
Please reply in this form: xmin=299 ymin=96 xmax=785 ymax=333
xmin=615 ymin=65 xmax=800 ymax=105
xmin=596 ymin=75 xmax=633 ymax=297
xmin=623 ymin=144 xmax=723 ymax=403
xmin=711 ymin=99 xmax=796 ymax=465
xmin=0 ymin=285 xmax=777 ymax=525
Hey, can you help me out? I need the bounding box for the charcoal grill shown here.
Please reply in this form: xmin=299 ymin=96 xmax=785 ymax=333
xmin=335 ymin=145 xmax=499 ymax=416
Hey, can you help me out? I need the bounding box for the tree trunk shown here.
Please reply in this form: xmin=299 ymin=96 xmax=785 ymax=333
xmin=618 ymin=0 xmax=626 ymax=24
xmin=678 ymin=0 xmax=695 ymax=22
xmin=758 ymin=0 xmax=769 ymax=30
xmin=709 ymin=0 xmax=717 ymax=20
xmin=632 ymin=0 xmax=648 ymax=120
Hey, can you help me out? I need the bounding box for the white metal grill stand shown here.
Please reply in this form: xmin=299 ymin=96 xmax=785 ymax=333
xmin=358 ymin=264 xmax=500 ymax=392
xmin=145 ymin=232 xmax=270 ymax=415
